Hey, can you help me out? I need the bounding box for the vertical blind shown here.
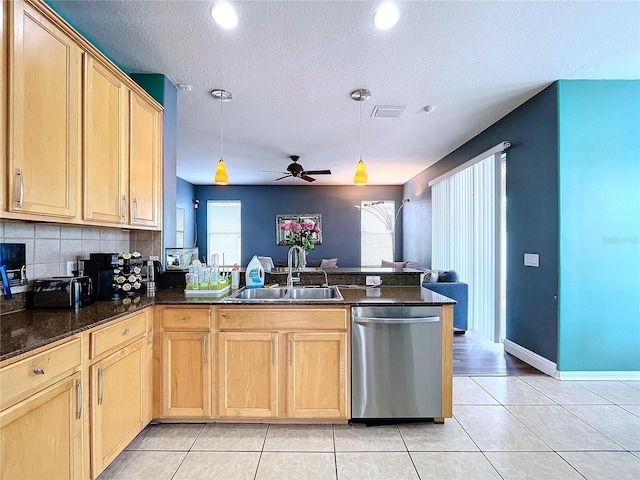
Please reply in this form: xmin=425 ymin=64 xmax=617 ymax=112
xmin=360 ymin=201 xmax=395 ymax=267
xmin=207 ymin=200 xmax=242 ymax=267
xmin=431 ymin=153 xmax=500 ymax=341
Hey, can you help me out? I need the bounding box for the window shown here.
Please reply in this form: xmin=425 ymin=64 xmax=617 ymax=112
xmin=360 ymin=200 xmax=395 ymax=267
xmin=207 ymin=200 xmax=241 ymax=267
xmin=176 ymin=207 xmax=185 ymax=248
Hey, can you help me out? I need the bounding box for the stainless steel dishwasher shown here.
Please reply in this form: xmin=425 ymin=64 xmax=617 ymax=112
xmin=351 ymin=305 xmax=442 ymax=421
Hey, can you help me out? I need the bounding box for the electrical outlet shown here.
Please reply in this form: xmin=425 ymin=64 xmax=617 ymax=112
xmin=66 ymin=261 xmax=76 ymax=276
xmin=524 ymin=253 xmax=539 ymax=267
xmin=366 ymin=275 xmax=381 ymax=286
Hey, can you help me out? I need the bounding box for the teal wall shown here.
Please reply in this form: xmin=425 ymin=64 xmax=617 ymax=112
xmin=557 ymin=80 xmax=640 ymax=371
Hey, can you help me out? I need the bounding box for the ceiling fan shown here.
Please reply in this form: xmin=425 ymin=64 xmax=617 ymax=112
xmin=263 ymin=155 xmax=331 ymax=183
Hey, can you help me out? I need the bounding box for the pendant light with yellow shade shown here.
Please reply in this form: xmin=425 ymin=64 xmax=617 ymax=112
xmin=351 ymin=88 xmax=370 ymax=186
xmin=211 ymin=89 xmax=232 ymax=185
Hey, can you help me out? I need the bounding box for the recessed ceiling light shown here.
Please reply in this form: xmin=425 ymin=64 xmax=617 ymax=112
xmin=177 ymin=83 xmax=192 ymax=91
xmin=423 ymin=105 xmax=436 ymax=113
xmin=211 ymin=2 xmax=238 ymax=29
xmin=373 ymin=3 xmax=400 ymax=30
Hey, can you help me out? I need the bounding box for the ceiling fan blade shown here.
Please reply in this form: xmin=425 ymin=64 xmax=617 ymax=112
xmin=260 ymin=169 xmax=288 ymax=174
xmin=274 ymin=174 xmax=292 ymax=181
xmin=303 ymin=170 xmax=331 ymax=175
xmin=301 ymin=175 xmax=316 ymax=182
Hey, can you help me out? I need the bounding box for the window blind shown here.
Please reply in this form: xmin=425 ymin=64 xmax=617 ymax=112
xmin=360 ymin=200 xmax=395 ymax=267
xmin=207 ymin=200 xmax=241 ymax=267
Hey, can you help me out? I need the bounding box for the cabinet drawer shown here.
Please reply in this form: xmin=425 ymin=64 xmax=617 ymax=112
xmin=0 ymin=338 xmax=81 ymax=410
xmin=162 ymin=307 xmax=211 ymax=330
xmin=91 ymin=310 xmax=147 ymax=358
xmin=218 ymin=308 xmax=348 ymax=331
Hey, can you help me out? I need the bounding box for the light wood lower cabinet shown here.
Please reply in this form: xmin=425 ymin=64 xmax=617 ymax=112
xmin=217 ymin=307 xmax=349 ymax=421
xmin=217 ymin=332 xmax=279 ymax=418
xmin=162 ymin=332 xmax=211 ymax=417
xmin=90 ymin=338 xmax=146 ymax=478
xmin=0 ymin=373 xmax=83 ymax=480
xmin=287 ymin=332 xmax=347 ymax=419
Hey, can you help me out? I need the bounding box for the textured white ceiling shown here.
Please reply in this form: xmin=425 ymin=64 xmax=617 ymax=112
xmin=49 ymin=0 xmax=640 ymax=186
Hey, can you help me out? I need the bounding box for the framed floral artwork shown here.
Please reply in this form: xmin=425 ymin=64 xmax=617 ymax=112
xmin=276 ymin=214 xmax=323 ymax=247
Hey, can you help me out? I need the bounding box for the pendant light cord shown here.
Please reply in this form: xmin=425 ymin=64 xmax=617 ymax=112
xmin=359 ymin=97 xmax=363 ymax=162
xmin=219 ymin=98 xmax=223 ymax=160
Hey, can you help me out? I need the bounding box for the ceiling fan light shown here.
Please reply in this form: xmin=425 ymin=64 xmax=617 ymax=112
xmin=373 ymin=3 xmax=400 ymax=30
xmin=354 ymin=160 xmax=368 ymax=186
xmin=214 ymin=159 xmax=229 ymax=185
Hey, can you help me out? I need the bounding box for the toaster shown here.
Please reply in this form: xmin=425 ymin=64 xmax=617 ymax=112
xmin=33 ymin=276 xmax=95 ymax=309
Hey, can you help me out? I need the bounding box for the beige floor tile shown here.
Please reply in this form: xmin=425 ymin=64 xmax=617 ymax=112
xmin=192 ymin=424 xmax=267 ymax=451
xmin=96 ymin=450 xmax=186 ymax=480
xmin=558 ymin=451 xmax=640 ymax=480
xmin=519 ymin=376 xmax=610 ymax=404
xmin=411 ymin=452 xmax=500 ymax=479
xmin=506 ymin=405 xmax=624 ymax=451
xmin=255 ymin=452 xmax=336 ymax=480
xmin=485 ymin=451 xmax=584 ymax=479
xmin=472 ymin=376 xmax=556 ymax=405
xmin=577 ymin=380 xmax=640 ymax=404
xmin=621 ymin=404 xmax=640 ymax=416
xmin=173 ymin=451 xmax=260 ymax=480
xmin=399 ymin=418 xmax=479 ymax=451
xmin=563 ymin=404 xmax=640 ymax=450
xmin=454 ymin=405 xmax=550 ymax=451
xmin=453 ymin=377 xmax=500 ymax=405
xmin=333 ymin=424 xmax=406 ymax=451
xmin=336 ymin=452 xmax=419 ymax=480
xmin=263 ymin=424 xmax=334 ymax=451
xmin=126 ymin=423 xmax=204 ymax=451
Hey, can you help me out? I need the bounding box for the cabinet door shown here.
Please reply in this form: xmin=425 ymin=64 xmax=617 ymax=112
xmin=217 ymin=332 xmax=278 ymax=418
xmin=129 ymin=91 xmax=161 ymax=228
xmin=91 ymin=339 xmax=145 ymax=478
xmin=287 ymin=332 xmax=348 ymax=419
xmin=162 ymin=332 xmax=211 ymax=418
xmin=0 ymin=373 xmax=83 ymax=480
xmin=8 ymin=0 xmax=81 ymax=219
xmin=83 ymin=55 xmax=128 ymax=224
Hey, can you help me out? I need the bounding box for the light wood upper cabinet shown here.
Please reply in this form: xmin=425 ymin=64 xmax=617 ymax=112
xmin=0 ymin=373 xmax=83 ymax=480
xmin=287 ymin=332 xmax=347 ymax=419
xmin=83 ymin=55 xmax=128 ymax=224
xmin=7 ymin=0 xmax=82 ymax=219
xmin=217 ymin=332 xmax=279 ymax=418
xmin=129 ymin=91 xmax=162 ymax=229
xmin=90 ymin=338 xmax=146 ymax=479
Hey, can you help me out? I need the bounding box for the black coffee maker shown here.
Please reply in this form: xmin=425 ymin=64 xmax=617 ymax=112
xmin=85 ymin=253 xmax=143 ymax=300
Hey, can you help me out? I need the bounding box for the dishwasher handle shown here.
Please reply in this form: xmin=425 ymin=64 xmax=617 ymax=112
xmin=354 ymin=316 xmax=439 ymax=325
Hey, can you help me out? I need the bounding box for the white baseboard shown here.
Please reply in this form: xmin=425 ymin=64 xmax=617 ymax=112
xmin=503 ymin=339 xmax=557 ymax=377
xmin=554 ymin=370 xmax=640 ymax=381
xmin=503 ymin=339 xmax=640 ymax=380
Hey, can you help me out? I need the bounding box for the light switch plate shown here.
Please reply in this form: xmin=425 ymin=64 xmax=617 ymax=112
xmin=366 ymin=275 xmax=381 ymax=286
xmin=66 ymin=261 xmax=76 ymax=276
xmin=524 ymin=253 xmax=539 ymax=267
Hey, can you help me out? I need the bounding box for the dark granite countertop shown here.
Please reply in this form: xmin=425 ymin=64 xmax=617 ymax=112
xmin=1 ymin=286 xmax=454 ymax=362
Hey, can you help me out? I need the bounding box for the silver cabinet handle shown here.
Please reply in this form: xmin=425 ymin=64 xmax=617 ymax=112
xmin=33 ymin=368 xmax=45 ymax=375
xmin=121 ymin=195 xmax=126 ymax=221
xmin=123 ymin=328 xmax=130 ymax=336
xmin=182 ymin=316 xmax=190 ymax=321
xmin=289 ymin=335 xmax=293 ymax=364
xmin=76 ymin=378 xmax=83 ymax=420
xmin=355 ymin=316 xmax=440 ymax=325
xmin=271 ymin=335 xmax=275 ymax=365
xmin=133 ymin=198 xmax=138 ymax=222
xmin=203 ymin=335 xmax=207 ymax=364
xmin=98 ymin=367 xmax=104 ymax=405
xmin=16 ymin=168 xmax=24 ymax=207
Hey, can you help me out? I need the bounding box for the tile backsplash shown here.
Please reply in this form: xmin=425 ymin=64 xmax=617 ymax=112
xmin=0 ymin=221 xmax=131 ymax=282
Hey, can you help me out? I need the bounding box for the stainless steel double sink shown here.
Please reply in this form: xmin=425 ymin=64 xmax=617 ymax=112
xmin=225 ymin=286 xmax=343 ymax=302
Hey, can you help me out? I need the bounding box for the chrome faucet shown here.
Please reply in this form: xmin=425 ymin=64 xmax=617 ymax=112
xmin=287 ymin=245 xmax=305 ymax=287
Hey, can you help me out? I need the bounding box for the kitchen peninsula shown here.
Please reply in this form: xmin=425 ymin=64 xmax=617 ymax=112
xmin=0 ymin=285 xmax=454 ymax=479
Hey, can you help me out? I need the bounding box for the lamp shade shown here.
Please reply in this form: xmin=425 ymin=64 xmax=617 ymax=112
xmin=214 ymin=159 xmax=229 ymax=185
xmin=354 ymin=159 xmax=368 ymax=186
